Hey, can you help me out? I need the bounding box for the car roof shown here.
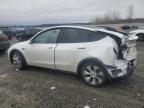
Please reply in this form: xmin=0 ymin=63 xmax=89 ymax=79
xmin=40 ymin=25 xmax=124 ymax=38
xmin=40 ymin=25 xmax=96 ymax=31
xmin=41 ymin=25 xmax=120 ymax=33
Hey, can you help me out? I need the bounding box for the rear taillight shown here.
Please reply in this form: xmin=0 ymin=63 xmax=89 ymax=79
xmin=121 ymin=44 xmax=128 ymax=50
xmin=0 ymin=31 xmax=8 ymax=40
xmin=4 ymin=36 xmax=8 ymax=40
xmin=0 ymin=33 xmax=8 ymax=40
xmin=8 ymin=36 xmax=12 ymax=40
xmin=0 ymin=36 xmax=8 ymax=41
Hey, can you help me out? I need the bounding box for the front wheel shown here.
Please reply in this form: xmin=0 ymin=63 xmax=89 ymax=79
xmin=81 ymin=61 xmax=107 ymax=87
xmin=12 ymin=51 xmax=26 ymax=70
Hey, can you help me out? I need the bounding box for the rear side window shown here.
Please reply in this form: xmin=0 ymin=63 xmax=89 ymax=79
xmin=88 ymin=31 xmax=107 ymax=42
xmin=60 ymin=28 xmax=90 ymax=43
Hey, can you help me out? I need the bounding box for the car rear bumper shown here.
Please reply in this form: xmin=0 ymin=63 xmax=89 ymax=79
xmin=0 ymin=41 xmax=10 ymax=51
xmin=107 ymin=59 xmax=135 ymax=79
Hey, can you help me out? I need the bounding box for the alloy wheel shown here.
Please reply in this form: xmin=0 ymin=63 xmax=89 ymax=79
xmin=12 ymin=53 xmax=22 ymax=69
xmin=83 ymin=65 xmax=105 ymax=86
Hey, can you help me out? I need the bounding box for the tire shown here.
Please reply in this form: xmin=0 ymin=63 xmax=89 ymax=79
xmin=137 ymin=33 xmax=144 ymax=42
xmin=81 ymin=61 xmax=107 ymax=87
xmin=12 ymin=51 xmax=26 ymax=70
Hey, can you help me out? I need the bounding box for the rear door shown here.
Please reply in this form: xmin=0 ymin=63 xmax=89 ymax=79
xmin=55 ymin=28 xmax=90 ymax=72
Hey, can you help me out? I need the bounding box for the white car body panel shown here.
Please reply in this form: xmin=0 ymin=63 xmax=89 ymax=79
xmin=24 ymin=43 xmax=56 ymax=69
xmin=8 ymin=41 xmax=57 ymax=69
xmin=55 ymin=36 xmax=118 ymax=72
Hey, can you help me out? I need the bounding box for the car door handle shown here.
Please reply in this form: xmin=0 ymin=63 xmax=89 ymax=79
xmin=77 ymin=47 xmax=85 ymax=49
xmin=47 ymin=47 xmax=53 ymax=49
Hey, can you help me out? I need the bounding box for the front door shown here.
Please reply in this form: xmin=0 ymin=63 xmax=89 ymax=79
xmin=24 ymin=28 xmax=61 ymax=69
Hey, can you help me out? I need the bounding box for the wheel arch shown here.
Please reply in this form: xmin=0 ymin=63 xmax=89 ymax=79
xmin=9 ymin=49 xmax=26 ymax=64
xmin=136 ymin=33 xmax=144 ymax=36
xmin=76 ymin=57 xmax=108 ymax=77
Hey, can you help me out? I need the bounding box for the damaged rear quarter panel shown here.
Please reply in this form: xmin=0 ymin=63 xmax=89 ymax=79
xmin=87 ymin=36 xmax=118 ymax=66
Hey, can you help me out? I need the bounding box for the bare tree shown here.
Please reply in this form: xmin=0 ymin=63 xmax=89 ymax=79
xmin=112 ymin=11 xmax=121 ymax=20
xmin=90 ymin=11 xmax=121 ymax=24
xmin=127 ymin=5 xmax=134 ymax=19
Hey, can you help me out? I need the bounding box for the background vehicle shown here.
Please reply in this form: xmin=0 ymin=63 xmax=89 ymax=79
xmin=129 ymin=29 xmax=144 ymax=41
xmin=117 ymin=25 xmax=138 ymax=33
xmin=0 ymin=30 xmax=10 ymax=53
xmin=2 ymin=30 xmax=15 ymax=40
xmin=15 ymin=28 xmax=41 ymax=42
xmin=8 ymin=26 xmax=137 ymax=86
xmin=117 ymin=25 xmax=144 ymax=41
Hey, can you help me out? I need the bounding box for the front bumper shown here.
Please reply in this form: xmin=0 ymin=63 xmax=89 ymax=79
xmin=107 ymin=59 xmax=135 ymax=79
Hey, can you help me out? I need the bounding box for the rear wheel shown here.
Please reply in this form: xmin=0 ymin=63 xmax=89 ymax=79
xmin=81 ymin=61 xmax=107 ymax=87
xmin=12 ymin=51 xmax=26 ymax=70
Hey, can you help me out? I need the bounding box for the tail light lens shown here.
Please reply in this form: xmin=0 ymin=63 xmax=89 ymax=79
xmin=0 ymin=36 xmax=8 ymax=41
xmin=0 ymin=31 xmax=8 ymax=41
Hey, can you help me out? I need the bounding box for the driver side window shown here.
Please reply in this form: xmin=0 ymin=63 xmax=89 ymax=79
xmin=33 ymin=29 xmax=60 ymax=43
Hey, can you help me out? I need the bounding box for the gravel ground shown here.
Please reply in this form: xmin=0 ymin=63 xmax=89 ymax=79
xmin=0 ymin=42 xmax=144 ymax=108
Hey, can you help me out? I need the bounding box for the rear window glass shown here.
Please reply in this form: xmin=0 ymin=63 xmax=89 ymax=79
xmin=60 ymin=28 xmax=90 ymax=43
xmin=88 ymin=31 xmax=106 ymax=42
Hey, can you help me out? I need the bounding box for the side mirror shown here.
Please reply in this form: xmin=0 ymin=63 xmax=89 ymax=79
xmin=28 ymin=40 xmax=33 ymax=44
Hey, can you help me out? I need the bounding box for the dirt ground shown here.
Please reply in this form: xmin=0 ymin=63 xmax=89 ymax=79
xmin=0 ymin=42 xmax=144 ymax=108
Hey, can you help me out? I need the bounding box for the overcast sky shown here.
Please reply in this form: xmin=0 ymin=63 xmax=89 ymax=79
xmin=0 ymin=0 xmax=144 ymax=25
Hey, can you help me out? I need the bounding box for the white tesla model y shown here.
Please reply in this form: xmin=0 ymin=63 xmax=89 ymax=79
xmin=8 ymin=26 xmax=137 ymax=86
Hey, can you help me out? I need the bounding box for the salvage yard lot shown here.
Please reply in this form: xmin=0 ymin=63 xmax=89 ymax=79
xmin=0 ymin=42 xmax=144 ymax=108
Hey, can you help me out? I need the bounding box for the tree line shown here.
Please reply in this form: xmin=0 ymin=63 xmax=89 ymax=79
xmin=90 ymin=5 xmax=144 ymax=24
